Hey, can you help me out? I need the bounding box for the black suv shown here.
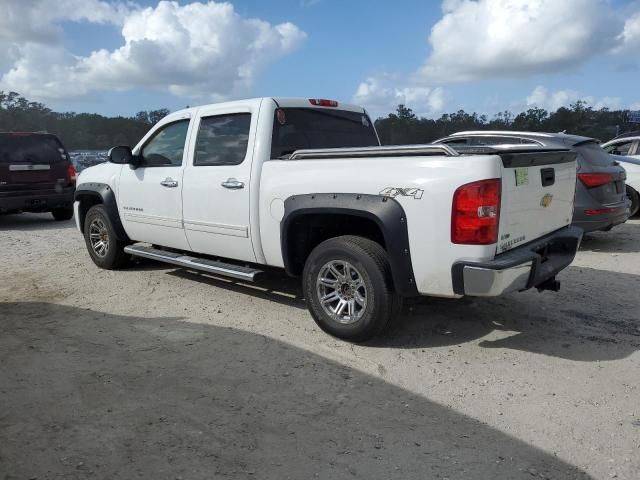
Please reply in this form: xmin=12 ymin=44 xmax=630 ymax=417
xmin=0 ymin=132 xmax=75 ymax=220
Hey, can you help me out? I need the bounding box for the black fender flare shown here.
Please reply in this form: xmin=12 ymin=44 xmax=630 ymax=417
xmin=74 ymin=182 xmax=130 ymax=242
xmin=281 ymin=193 xmax=418 ymax=296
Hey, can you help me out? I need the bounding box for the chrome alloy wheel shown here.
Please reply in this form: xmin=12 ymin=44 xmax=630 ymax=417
xmin=316 ymin=260 xmax=367 ymax=324
xmin=89 ymin=218 xmax=110 ymax=258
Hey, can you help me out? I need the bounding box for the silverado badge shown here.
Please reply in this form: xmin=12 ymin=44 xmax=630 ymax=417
xmin=540 ymin=194 xmax=553 ymax=208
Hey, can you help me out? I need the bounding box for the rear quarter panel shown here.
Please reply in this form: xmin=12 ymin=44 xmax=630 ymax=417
xmin=260 ymin=155 xmax=502 ymax=297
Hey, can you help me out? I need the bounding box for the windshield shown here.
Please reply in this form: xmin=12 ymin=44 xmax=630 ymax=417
xmin=271 ymin=108 xmax=379 ymax=158
xmin=0 ymin=134 xmax=66 ymax=164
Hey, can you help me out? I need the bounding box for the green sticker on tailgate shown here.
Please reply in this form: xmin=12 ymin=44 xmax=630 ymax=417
xmin=514 ymin=168 xmax=529 ymax=186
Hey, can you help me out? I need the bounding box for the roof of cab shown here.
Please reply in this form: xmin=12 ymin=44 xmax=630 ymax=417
xmin=165 ymin=97 xmax=366 ymax=121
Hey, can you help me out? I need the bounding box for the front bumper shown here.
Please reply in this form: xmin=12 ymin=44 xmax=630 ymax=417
xmin=452 ymin=225 xmax=583 ymax=297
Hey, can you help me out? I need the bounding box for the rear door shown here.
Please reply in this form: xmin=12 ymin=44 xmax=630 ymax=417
xmin=497 ymin=150 xmax=577 ymax=253
xmin=0 ymin=133 xmax=70 ymax=195
xmin=181 ymin=102 xmax=258 ymax=262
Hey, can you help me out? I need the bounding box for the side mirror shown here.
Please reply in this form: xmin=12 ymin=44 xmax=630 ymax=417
xmin=108 ymin=146 xmax=134 ymax=164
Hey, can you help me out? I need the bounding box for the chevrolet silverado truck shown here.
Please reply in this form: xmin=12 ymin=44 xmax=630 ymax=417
xmin=75 ymin=97 xmax=583 ymax=342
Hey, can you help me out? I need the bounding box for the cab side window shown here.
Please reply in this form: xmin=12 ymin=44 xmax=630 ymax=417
xmin=441 ymin=138 xmax=470 ymax=148
xmin=603 ymin=141 xmax=633 ymax=156
xmin=194 ymin=113 xmax=251 ymax=166
xmin=140 ymin=120 xmax=190 ymax=167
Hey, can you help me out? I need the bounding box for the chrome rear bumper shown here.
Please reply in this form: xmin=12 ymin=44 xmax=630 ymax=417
xmin=452 ymin=225 xmax=583 ymax=297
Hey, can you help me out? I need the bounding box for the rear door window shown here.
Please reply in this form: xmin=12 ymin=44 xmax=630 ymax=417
xmin=194 ymin=113 xmax=251 ymax=166
xmin=0 ymin=134 xmax=66 ymax=164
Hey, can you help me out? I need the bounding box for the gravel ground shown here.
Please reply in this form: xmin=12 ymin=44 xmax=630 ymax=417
xmin=1 ymin=213 xmax=639 ymax=480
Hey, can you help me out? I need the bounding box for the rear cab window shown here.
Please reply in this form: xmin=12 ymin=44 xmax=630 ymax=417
xmin=0 ymin=134 xmax=68 ymax=165
xmin=271 ymin=108 xmax=379 ymax=158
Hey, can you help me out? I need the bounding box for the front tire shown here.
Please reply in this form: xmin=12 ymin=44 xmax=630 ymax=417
xmin=83 ymin=204 xmax=130 ymax=270
xmin=627 ymin=185 xmax=639 ymax=217
xmin=51 ymin=206 xmax=74 ymax=221
xmin=302 ymin=235 xmax=400 ymax=342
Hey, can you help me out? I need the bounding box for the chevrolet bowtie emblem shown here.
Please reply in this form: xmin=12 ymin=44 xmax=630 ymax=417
xmin=540 ymin=194 xmax=553 ymax=208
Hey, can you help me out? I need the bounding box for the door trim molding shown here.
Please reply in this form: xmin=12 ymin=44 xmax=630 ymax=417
xmin=124 ymin=212 xmax=183 ymax=229
xmin=183 ymin=219 xmax=248 ymax=237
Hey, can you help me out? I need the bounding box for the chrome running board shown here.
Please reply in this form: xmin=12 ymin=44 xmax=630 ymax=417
xmin=124 ymin=244 xmax=263 ymax=282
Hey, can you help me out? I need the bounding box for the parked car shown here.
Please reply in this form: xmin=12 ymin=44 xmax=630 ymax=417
xmin=0 ymin=132 xmax=76 ymax=220
xmin=601 ymin=134 xmax=640 ymax=216
xmin=434 ymin=131 xmax=630 ymax=232
xmin=75 ymin=98 xmax=582 ymax=342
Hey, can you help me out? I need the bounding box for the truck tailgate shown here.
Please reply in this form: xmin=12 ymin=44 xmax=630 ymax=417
xmin=497 ymin=150 xmax=577 ymax=254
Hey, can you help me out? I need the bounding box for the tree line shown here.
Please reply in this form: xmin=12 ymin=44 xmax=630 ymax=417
xmin=0 ymin=91 xmax=637 ymax=150
xmin=0 ymin=91 xmax=169 ymax=150
xmin=375 ymin=103 xmax=635 ymax=145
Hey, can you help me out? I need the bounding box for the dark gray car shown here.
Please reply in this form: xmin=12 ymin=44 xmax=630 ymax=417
xmin=434 ymin=131 xmax=630 ymax=233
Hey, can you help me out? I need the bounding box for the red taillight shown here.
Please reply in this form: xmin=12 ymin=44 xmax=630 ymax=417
xmin=451 ymin=179 xmax=501 ymax=245
xmin=308 ymin=99 xmax=338 ymax=107
xmin=584 ymin=207 xmax=623 ymax=215
xmin=577 ymin=172 xmax=614 ymax=188
xmin=67 ymin=163 xmax=76 ymax=185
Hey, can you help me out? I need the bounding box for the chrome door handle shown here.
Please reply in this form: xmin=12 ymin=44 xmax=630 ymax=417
xmin=160 ymin=178 xmax=179 ymax=188
xmin=221 ymin=178 xmax=244 ymax=189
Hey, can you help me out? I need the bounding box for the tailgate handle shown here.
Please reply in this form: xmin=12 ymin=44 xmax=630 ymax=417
xmin=541 ymin=168 xmax=555 ymax=187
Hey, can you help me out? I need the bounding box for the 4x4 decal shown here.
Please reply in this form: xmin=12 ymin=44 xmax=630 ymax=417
xmin=379 ymin=187 xmax=424 ymax=199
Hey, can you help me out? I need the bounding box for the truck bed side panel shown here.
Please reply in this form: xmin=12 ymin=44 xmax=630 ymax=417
xmin=259 ymin=155 xmax=502 ymax=297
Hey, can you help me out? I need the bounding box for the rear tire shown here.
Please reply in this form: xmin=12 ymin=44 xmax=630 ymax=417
xmin=83 ymin=204 xmax=130 ymax=270
xmin=51 ymin=206 xmax=74 ymax=221
xmin=627 ymin=185 xmax=639 ymax=217
xmin=302 ymin=235 xmax=401 ymax=343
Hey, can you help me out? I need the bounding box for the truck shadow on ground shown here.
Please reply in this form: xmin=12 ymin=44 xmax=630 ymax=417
xmin=0 ymin=212 xmax=76 ymax=231
xmin=367 ymin=265 xmax=640 ymax=361
xmin=0 ymin=302 xmax=591 ymax=480
xmin=167 ymin=265 xmax=639 ymax=363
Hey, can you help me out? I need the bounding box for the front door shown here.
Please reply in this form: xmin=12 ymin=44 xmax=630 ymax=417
xmin=118 ymin=119 xmax=191 ymax=250
xmin=182 ymin=104 xmax=258 ymax=262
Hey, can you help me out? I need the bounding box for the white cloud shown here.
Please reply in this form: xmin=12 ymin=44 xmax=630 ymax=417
xmin=352 ymin=0 xmax=639 ymax=115
xmin=0 ymin=0 xmax=129 ymax=55
xmin=0 ymin=1 xmax=306 ymax=102
xmin=526 ymin=85 xmax=622 ymax=111
xmin=616 ymin=11 xmax=640 ymax=52
xmin=352 ymin=75 xmax=445 ymax=118
xmin=418 ymin=0 xmax=622 ymax=83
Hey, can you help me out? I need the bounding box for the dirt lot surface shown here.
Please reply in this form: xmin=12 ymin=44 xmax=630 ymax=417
xmin=1 ymin=213 xmax=639 ymax=479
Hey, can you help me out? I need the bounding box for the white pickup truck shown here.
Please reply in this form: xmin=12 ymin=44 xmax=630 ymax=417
xmin=75 ymin=97 xmax=583 ymax=341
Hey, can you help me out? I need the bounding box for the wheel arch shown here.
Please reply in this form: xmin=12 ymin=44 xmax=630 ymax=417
xmin=281 ymin=193 xmax=418 ymax=296
xmin=74 ymin=183 xmax=130 ymax=242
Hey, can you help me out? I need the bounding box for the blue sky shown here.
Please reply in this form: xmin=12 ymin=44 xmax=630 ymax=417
xmin=1 ymin=0 xmax=639 ymax=118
